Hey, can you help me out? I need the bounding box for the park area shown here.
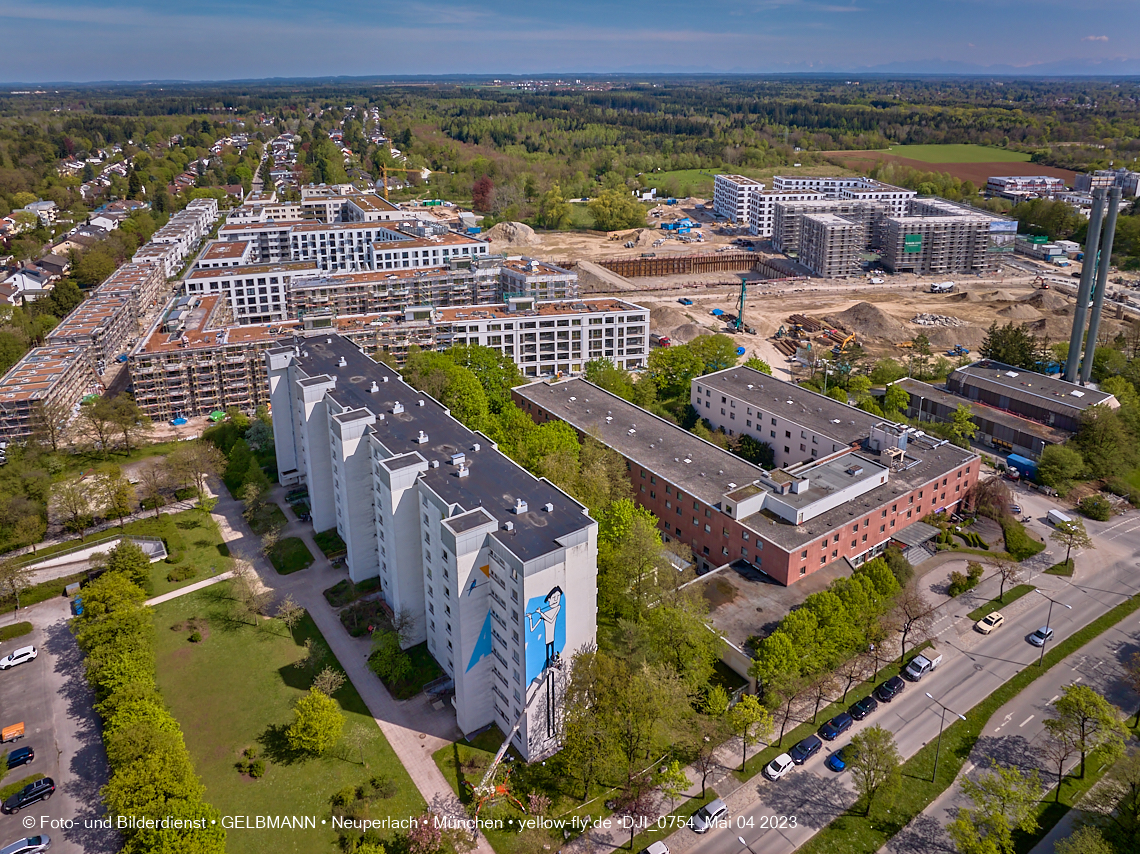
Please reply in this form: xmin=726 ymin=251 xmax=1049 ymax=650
xmin=153 ymin=584 xmax=424 ymax=854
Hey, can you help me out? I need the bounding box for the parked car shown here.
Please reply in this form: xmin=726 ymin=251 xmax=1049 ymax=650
xmin=0 ymin=837 xmax=51 ymax=854
xmin=1010 ymin=504 xmax=1022 ymax=515
xmin=690 ymin=798 xmax=728 ymax=834
xmin=1029 ymin=627 xmax=1054 ymax=647
xmin=636 ymin=843 xmax=670 ymax=854
xmin=2 ymin=778 xmax=55 ymax=813
xmin=874 ymin=676 xmax=905 ymax=703
xmin=825 ymin=745 xmax=854 ymax=773
xmin=849 ymin=695 xmax=879 ymax=720
xmin=903 ymin=653 xmax=943 ymax=682
xmin=0 ymin=647 xmax=37 ymax=670
xmin=763 ymin=753 xmax=795 ymax=781
xmin=789 ymin=734 xmax=823 ymax=765
xmin=819 ymin=712 xmax=854 ymax=741
xmin=5 ymin=747 xmax=33 ymax=770
xmin=976 ymin=612 xmax=1005 ymax=634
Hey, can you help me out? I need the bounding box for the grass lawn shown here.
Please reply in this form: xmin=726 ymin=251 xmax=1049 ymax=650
xmin=1045 ymin=558 xmax=1075 ymax=576
xmin=247 ymin=503 xmax=288 ymax=536
xmin=0 ymin=622 xmax=32 ymax=643
xmin=883 ymin=144 xmax=1032 ymax=164
xmin=57 ymin=439 xmax=187 ymax=478
xmin=312 ymin=529 xmax=347 ymax=559
xmin=368 ymin=641 xmax=444 ymax=700
xmin=152 ymin=585 xmax=424 ymax=854
xmin=796 ymin=590 xmax=1140 ymax=854
xmin=434 ymin=727 xmax=616 ymax=854
xmin=967 ymin=584 xmax=1036 ymax=621
xmin=567 ymin=203 xmax=595 ymax=229
xmin=268 ymin=537 xmax=314 ymax=575
xmin=0 ymin=773 xmax=44 ymax=802
xmin=323 ymin=577 xmax=380 ymax=608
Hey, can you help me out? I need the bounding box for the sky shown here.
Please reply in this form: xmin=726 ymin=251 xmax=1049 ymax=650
xmin=1 ymin=0 xmax=1139 ymax=82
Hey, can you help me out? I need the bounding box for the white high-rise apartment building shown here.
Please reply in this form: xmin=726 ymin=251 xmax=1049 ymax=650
xmin=709 ymin=175 xmax=826 ymax=237
xmin=267 ymin=337 xmax=598 ymax=760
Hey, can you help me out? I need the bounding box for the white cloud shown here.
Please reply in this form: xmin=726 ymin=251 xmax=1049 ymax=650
xmin=1082 ymin=35 xmax=1109 ymax=41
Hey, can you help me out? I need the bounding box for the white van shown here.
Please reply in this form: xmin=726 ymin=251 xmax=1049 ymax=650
xmin=1047 ymin=509 xmax=1072 ymax=527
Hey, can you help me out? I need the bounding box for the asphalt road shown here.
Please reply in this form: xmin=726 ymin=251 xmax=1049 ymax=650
xmin=674 ymin=491 xmax=1140 ymax=854
xmin=0 ymin=597 xmax=115 ymax=854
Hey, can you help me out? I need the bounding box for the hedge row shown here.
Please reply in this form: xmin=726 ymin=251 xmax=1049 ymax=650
xmin=72 ymin=548 xmax=225 ymax=854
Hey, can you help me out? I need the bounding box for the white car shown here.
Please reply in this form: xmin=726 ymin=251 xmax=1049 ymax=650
xmin=0 ymin=647 xmax=37 ymax=670
xmin=690 ymin=798 xmax=728 ymax=834
xmin=764 ymin=753 xmax=795 ymax=781
xmin=636 ymin=843 xmax=670 ymax=854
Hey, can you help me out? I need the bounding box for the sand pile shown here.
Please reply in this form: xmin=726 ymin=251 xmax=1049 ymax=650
xmin=949 ymin=291 xmax=984 ymax=303
xmin=635 ymin=229 xmax=657 ymax=247
xmin=925 ymin=326 xmax=989 ymax=351
xmin=650 ymin=306 xmax=693 ymax=334
xmin=826 ymin=302 xmax=911 ymax=344
xmin=485 ymin=221 xmax=537 ymax=246
xmin=997 ymin=304 xmax=1044 ymax=321
xmin=1026 ymin=291 xmax=1069 ymax=311
xmin=671 ymin=323 xmax=711 ymax=344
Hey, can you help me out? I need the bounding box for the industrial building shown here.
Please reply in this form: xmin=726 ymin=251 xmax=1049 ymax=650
xmin=1074 ymin=169 xmax=1140 ymax=196
xmin=513 ymin=367 xmax=979 ymax=583
xmin=267 ymin=335 xmax=598 ymax=760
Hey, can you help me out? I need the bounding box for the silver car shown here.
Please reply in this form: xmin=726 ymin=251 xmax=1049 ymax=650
xmin=690 ymin=798 xmax=728 ymax=834
xmin=0 ymin=836 xmax=51 ymax=854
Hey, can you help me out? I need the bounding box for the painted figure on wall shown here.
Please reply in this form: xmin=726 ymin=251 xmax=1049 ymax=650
xmin=525 ymin=585 xmax=565 ymax=680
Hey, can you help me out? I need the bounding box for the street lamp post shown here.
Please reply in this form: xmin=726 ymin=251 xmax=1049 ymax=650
xmin=925 ymin=691 xmax=966 ymax=782
xmin=1035 ymin=590 xmax=1072 ymax=667
xmin=739 ymin=836 xmax=759 ymax=854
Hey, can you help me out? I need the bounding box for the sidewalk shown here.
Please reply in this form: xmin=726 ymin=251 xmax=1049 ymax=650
xmin=207 ymin=483 xmax=494 ymax=854
xmin=145 ymin=570 xmax=234 ymax=606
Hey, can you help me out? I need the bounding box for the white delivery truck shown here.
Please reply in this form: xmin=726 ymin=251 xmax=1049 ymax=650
xmin=1047 ymin=509 xmax=1072 ymax=527
xmin=903 ymin=652 xmax=943 ymax=681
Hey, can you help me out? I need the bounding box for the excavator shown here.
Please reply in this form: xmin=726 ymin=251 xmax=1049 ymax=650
xmin=831 ymin=332 xmax=857 ymax=357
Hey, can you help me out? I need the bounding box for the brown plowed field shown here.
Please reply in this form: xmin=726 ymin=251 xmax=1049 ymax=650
xmin=826 ymin=150 xmax=1076 ymax=186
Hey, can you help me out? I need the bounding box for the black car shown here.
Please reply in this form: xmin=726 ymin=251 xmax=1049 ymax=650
xmin=5 ymin=746 xmax=34 ymax=769
xmin=874 ymin=676 xmax=905 ymax=703
xmin=2 ymin=778 xmax=55 ymax=813
xmin=849 ymin=695 xmax=879 ymax=720
xmin=819 ymin=712 xmax=854 ymax=741
xmin=788 ymin=734 xmax=823 ymax=765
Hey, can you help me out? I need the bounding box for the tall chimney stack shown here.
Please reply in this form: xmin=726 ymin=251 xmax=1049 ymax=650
xmin=1079 ymin=186 xmax=1123 ymax=385
xmin=1063 ymin=188 xmax=1107 ymax=383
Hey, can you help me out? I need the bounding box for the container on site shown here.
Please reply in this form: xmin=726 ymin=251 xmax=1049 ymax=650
xmin=1007 ymin=453 xmax=1038 ymax=481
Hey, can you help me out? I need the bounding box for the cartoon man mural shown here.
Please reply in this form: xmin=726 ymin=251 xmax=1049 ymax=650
xmin=527 ymin=586 xmax=563 ymax=670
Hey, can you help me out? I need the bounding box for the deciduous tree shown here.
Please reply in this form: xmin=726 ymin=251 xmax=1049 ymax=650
xmin=726 ymin=694 xmax=772 ymax=772
xmin=286 ymin=687 xmax=344 ymax=755
xmin=1045 ymin=684 xmax=1126 ymax=778
xmin=892 ymin=584 xmax=935 ymax=664
xmin=1051 ymin=519 xmax=1093 ymax=566
xmin=849 ymin=725 xmax=901 ymax=815
xmin=948 ymin=760 xmax=1042 ymax=854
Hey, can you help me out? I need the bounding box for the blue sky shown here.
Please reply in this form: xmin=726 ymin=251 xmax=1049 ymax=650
xmin=1 ymin=0 xmax=1137 ymax=81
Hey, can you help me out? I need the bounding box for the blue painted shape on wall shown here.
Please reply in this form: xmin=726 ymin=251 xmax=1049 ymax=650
xmin=524 ymin=586 xmax=565 ymax=684
xmin=466 ymin=610 xmax=494 ymax=673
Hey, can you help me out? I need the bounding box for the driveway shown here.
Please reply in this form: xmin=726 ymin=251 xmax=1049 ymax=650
xmin=0 ymin=598 xmax=114 ymax=854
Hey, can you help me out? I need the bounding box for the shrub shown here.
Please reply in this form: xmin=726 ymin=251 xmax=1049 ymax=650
xmin=331 ymin=785 xmax=359 ymax=808
xmin=189 ymin=631 xmax=202 ymax=643
xmin=1078 ymin=495 xmax=1112 ymax=522
xmin=366 ymin=775 xmax=397 ymax=799
xmin=967 ymin=561 xmax=984 ymax=584
xmin=249 ymin=760 xmax=265 ymax=778
xmin=166 ymin=565 xmax=198 ymax=583
xmin=999 ymin=516 xmax=1045 ymax=561
xmin=948 ymin=572 xmax=970 ymax=597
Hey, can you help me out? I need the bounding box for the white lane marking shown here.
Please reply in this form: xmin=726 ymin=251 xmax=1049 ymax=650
xmin=1019 ymin=715 xmax=1035 ymax=728
xmin=1048 ymin=695 xmax=1059 ymax=704
xmin=1073 ymin=676 xmax=1083 ymax=684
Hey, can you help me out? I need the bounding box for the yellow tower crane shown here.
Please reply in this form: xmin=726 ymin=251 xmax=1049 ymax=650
xmin=377 ymin=163 xmax=423 ymax=200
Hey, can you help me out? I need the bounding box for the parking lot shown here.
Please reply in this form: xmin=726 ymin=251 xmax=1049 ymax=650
xmin=0 ymin=597 xmax=115 ymax=854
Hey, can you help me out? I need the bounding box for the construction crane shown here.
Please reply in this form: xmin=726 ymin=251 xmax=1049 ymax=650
xmin=376 ymin=162 xmax=423 ymax=200
xmin=732 ymin=278 xmax=756 ymax=334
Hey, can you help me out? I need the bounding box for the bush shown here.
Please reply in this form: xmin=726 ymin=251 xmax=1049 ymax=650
xmin=166 ymin=565 xmax=198 ymax=583
xmin=189 ymin=631 xmax=202 ymax=643
xmin=999 ymin=516 xmax=1046 ymax=561
xmin=967 ymin=562 xmax=984 ymax=584
xmin=948 ymin=571 xmax=970 ymax=597
xmin=249 ymin=759 xmax=265 ymax=778
xmin=331 ymin=785 xmax=359 ymax=807
xmin=1078 ymin=495 xmax=1112 ymax=521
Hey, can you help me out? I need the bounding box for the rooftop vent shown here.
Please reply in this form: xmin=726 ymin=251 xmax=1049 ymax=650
xmin=450 ymin=452 xmax=466 ymax=466
xmin=504 ymin=521 xmax=514 ymax=532
xmin=417 ymin=400 xmax=425 ymax=407
xmin=846 ymin=466 xmax=864 ymax=476
xmin=457 ymin=464 xmax=469 ymax=478
xmin=327 ymin=337 xmax=332 ymax=344
xmin=382 ymin=376 xmax=389 ymax=382
xmin=569 ymin=396 xmax=576 ymax=402
xmin=369 ymin=381 xmax=379 ymax=393
xmin=514 ymin=498 xmax=528 ymax=514
xmin=430 ymin=459 xmax=439 ymax=468
xmin=543 ymin=502 xmax=553 ymax=512
xmin=392 ymin=402 xmax=404 ymax=414
xmin=415 ymin=430 xmax=428 ymax=444
xmin=337 ymin=356 xmax=347 ymax=367
xmin=472 ymin=443 xmax=480 ymax=452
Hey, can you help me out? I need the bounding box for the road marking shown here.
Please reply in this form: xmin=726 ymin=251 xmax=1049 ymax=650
xmin=1019 ymin=715 xmax=1035 ymax=728
xmin=1048 ymin=695 xmax=1059 ymax=704
xmin=1074 ymin=676 xmax=1083 ymax=684
xmin=994 ymin=713 xmax=1013 ymax=732
xmin=963 ymin=762 xmax=975 ymax=775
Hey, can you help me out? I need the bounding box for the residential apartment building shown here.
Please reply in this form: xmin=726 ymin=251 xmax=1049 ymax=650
xmin=880 ymin=199 xmax=1008 ymax=276
xmin=45 ymin=296 xmax=133 ymax=367
xmin=771 ymin=176 xmax=915 ymax=215
xmin=514 ymin=367 xmax=978 ymax=582
xmin=132 ymin=198 xmax=220 ymax=277
xmin=497 ymin=259 xmax=578 ymax=301
xmin=267 ymin=335 xmax=598 ymax=759
xmin=986 ymin=176 xmax=1066 ymax=200
xmin=184 ymin=261 xmax=322 ymax=324
xmin=93 ymin=262 xmax=169 ymax=320
xmin=798 ymin=213 xmax=867 ymax=278
xmin=747 ymin=190 xmax=826 ymax=239
xmin=712 ymin=174 xmax=765 ymax=223
xmin=771 ymin=199 xmax=887 ymax=255
xmin=0 ymin=345 xmax=100 ymax=442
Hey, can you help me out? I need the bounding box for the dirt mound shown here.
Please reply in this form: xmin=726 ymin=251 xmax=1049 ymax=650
xmin=671 ymin=322 xmax=711 ymax=344
xmin=980 ymin=289 xmax=1019 ymax=303
xmin=825 ymin=302 xmax=911 ymax=344
xmin=635 ymin=229 xmax=657 ymax=247
xmin=484 ymin=221 xmax=537 ymax=246
xmin=650 ymin=306 xmax=693 ymax=334
xmin=949 ymin=291 xmax=984 ymax=303
xmin=925 ymin=326 xmax=988 ymax=351
xmin=1026 ymin=291 xmax=1069 ymax=311
xmin=997 ymin=304 xmax=1044 ymax=321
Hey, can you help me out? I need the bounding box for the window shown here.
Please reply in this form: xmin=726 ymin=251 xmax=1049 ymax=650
xmin=801 ymin=550 xmax=808 ymax=559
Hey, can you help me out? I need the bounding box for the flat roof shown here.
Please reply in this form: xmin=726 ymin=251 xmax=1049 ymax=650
xmin=46 ymin=297 xmax=129 ymax=338
xmin=435 ymin=298 xmax=644 ymax=323
xmin=950 ymin=360 xmax=1116 ymax=412
xmin=803 ymin=213 xmax=860 ymax=226
xmin=372 ymin=232 xmax=485 ymax=250
xmin=349 ymin=194 xmax=400 ymax=212
xmin=292 ymin=335 xmax=593 ymax=562
xmin=201 ymin=240 xmax=251 ymax=260
xmin=185 ymin=261 xmax=319 ymax=280
xmin=897 ymin=378 xmax=1070 ymax=442
xmin=0 ymin=345 xmax=90 ymax=403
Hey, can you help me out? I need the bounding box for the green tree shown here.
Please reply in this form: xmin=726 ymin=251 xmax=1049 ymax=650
xmin=96 ymin=466 xmax=136 ymax=528
xmin=743 ymin=356 xmax=772 ymax=375
xmin=647 ymin=346 xmax=704 ymax=398
xmin=443 ymin=344 xmax=524 ymax=413
xmin=870 ymin=359 xmax=906 ymax=385
xmin=0 ymin=556 xmax=35 ymax=610
xmin=734 ymin=434 xmax=774 ymax=468
xmin=981 ymin=322 xmax=1039 ymax=370
xmin=588 ymin=189 xmax=645 ymax=231
xmin=584 ymin=358 xmax=635 ymax=401
xmin=1052 ymin=827 xmax=1114 ymax=854
xmin=1036 ymin=444 xmax=1085 ymax=491
xmin=1074 ymin=405 xmax=1135 ymax=479
xmin=848 ymin=725 xmax=901 ymax=815
xmin=948 ymin=403 xmax=978 ymax=447
xmin=78 ymin=395 xmax=118 ymax=456
xmin=726 ymin=694 xmax=773 ymax=772
xmin=55 ymin=475 xmax=94 ymax=536
xmin=98 ymin=540 xmax=152 ymax=590
xmin=1082 ymin=749 xmax=1140 ymax=852
xmin=1044 ymin=684 xmax=1126 ymax=778
xmin=1050 ymin=518 xmax=1093 ymax=566
xmin=643 ymin=591 xmax=722 ymax=690
xmin=537 ymin=184 xmax=571 ymax=230
xmin=654 ymin=759 xmax=691 ymax=812
xmin=109 ymin=395 xmax=152 ymax=453
xmin=948 ymin=760 xmax=1043 ymax=854
xmin=688 ymin=334 xmax=740 ymax=373
xmin=286 ymin=688 xmax=344 ymax=755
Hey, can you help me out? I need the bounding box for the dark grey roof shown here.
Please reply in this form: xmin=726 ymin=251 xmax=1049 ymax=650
xmin=897 ymin=378 xmax=1070 ymax=442
xmin=950 ymin=360 xmax=1116 ymax=414
xmin=891 ymin=520 xmax=941 ymax=549
xmin=291 ymin=335 xmax=592 ymax=563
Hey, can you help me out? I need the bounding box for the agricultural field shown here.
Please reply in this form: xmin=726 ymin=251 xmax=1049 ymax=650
xmin=882 ymin=144 xmax=1032 ymax=163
